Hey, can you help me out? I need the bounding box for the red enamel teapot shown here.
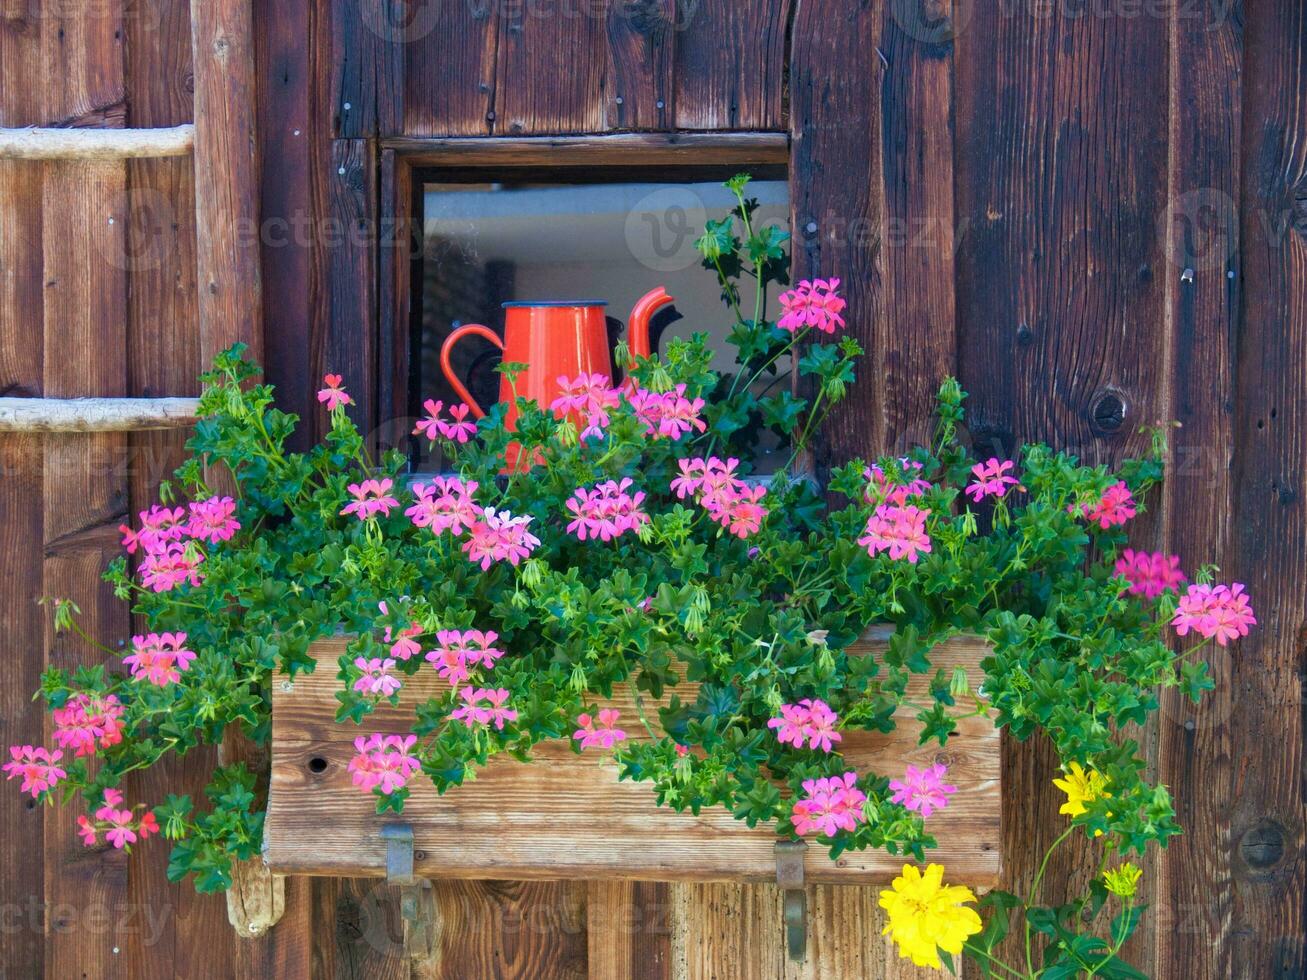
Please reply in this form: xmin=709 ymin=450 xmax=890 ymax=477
xmin=439 ymin=286 xmax=675 ymax=429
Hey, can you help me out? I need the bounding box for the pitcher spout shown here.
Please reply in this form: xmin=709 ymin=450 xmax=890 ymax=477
xmin=627 ymin=287 xmax=675 ymax=369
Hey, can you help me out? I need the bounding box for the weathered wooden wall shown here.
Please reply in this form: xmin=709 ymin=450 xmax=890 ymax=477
xmin=1 ymin=1 xmax=1303 ymax=978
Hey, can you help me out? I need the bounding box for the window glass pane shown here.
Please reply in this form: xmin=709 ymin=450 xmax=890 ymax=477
xmin=412 ymin=177 xmax=790 ymax=468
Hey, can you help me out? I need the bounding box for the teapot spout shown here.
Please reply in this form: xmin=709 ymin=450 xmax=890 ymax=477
xmin=627 ymin=286 xmax=675 ymax=369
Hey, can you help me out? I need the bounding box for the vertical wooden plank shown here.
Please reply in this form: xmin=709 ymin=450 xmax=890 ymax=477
xmin=604 ymin=0 xmax=674 ymax=130
xmin=0 ymin=0 xmax=44 ymax=128
xmin=1154 ymin=1 xmax=1243 ymax=978
xmin=41 ymin=0 xmax=126 ymax=124
xmin=123 ymin=0 xmax=193 ymax=127
xmin=377 ymin=149 xmax=414 ymax=439
xmin=401 ymin=0 xmax=499 ymax=136
xmin=42 ymin=155 xmax=132 ymax=980
xmin=952 ymin=2 xmax=1173 ymax=974
xmin=191 ymin=0 xmax=264 ymax=367
xmin=1226 ymin=3 xmax=1307 ymax=977
xmin=493 ymin=2 xmax=606 ymax=135
xmin=419 ymin=879 xmax=588 ymax=980
xmin=789 ymin=0 xmax=883 ymax=470
xmin=586 ymin=881 xmax=671 ymax=980
xmin=321 ymin=138 xmax=378 ymax=441
xmin=0 ymin=157 xmax=45 ymax=978
xmin=674 ymin=1 xmax=790 ymax=131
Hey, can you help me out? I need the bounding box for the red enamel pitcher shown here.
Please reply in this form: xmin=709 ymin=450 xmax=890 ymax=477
xmin=439 ymin=286 xmax=674 ymax=437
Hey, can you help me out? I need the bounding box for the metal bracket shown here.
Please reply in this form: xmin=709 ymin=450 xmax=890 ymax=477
xmin=775 ymin=840 xmax=808 ymax=962
xmin=381 ymin=824 xmax=436 ymax=960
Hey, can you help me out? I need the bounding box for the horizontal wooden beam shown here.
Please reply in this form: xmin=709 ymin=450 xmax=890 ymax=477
xmin=0 ymin=397 xmax=200 ymax=432
xmin=381 ymin=132 xmax=791 ymax=168
xmin=0 ymin=125 xmax=195 ymax=160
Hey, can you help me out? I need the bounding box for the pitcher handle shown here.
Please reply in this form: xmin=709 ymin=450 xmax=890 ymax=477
xmin=440 ymin=324 xmax=503 ymax=419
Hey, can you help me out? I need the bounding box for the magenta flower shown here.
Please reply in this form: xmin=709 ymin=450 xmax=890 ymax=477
xmin=670 ymin=457 xmax=768 ymax=539
xmin=768 ymin=699 xmax=842 ymax=752
xmin=889 ymin=763 xmax=957 ymax=818
xmin=865 ymin=459 xmax=933 ymax=506
xmin=965 ymin=458 xmax=1020 ymax=503
xmin=406 ymin=476 xmax=480 ymax=536
xmin=450 ymin=687 xmax=518 ymax=731
xmin=551 ymin=373 xmax=621 ymax=440
xmin=565 ymin=478 xmax=651 ymax=542
xmin=791 ymin=771 xmax=867 ymax=837
xmin=462 ymin=508 xmax=540 ymax=570
xmin=778 ymin=278 xmax=847 ymax=334
xmin=353 ymin=657 xmax=402 ymax=698
xmin=77 ymin=815 xmax=98 ymax=847
xmin=1115 ymin=549 xmax=1187 ymax=599
xmin=1072 ymin=481 xmax=1136 ymax=529
xmin=426 ymin=629 xmax=504 ymax=689
xmin=85 ymin=790 xmax=159 ymax=850
xmin=341 ymin=478 xmax=400 ymax=521
xmin=1172 ymin=582 xmax=1256 ymax=646
xmin=122 ymin=504 xmax=188 ymax=556
xmin=573 ymin=708 xmax=627 ymax=750
xmin=626 ymin=384 xmax=707 ymax=441
xmin=124 ymin=632 xmax=197 ymax=686
xmin=348 ymin=734 xmax=422 ymax=795
xmin=413 ymin=399 xmax=478 ymax=444
xmin=318 ymin=373 xmax=352 ymax=411
xmin=139 ymin=543 xmax=205 ymax=592
xmin=3 ymin=745 xmax=66 ymax=798
xmin=52 ymin=694 xmax=125 ymax=758
xmin=187 ymin=495 xmax=241 ymax=544
xmin=858 ymin=503 xmax=932 ymax=564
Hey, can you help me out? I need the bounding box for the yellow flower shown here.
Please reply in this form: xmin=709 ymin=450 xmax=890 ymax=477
xmin=1103 ymin=862 xmax=1143 ymax=899
xmin=1053 ymin=761 xmax=1110 ymax=818
xmin=878 ymin=863 xmax=983 ymax=969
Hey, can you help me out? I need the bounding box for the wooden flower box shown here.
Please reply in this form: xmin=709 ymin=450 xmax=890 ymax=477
xmin=264 ymin=630 xmax=1002 ymax=894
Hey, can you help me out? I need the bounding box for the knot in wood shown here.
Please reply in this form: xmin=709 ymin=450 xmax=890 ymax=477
xmin=1238 ymin=819 xmax=1286 ymax=871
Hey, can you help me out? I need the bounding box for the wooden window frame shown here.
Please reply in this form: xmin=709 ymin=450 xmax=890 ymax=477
xmin=377 ymin=132 xmax=791 ymax=439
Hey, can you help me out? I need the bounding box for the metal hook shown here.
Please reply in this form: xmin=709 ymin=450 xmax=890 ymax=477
xmin=775 ymin=840 xmax=808 ymax=962
xmin=381 ymin=824 xmax=436 ymax=960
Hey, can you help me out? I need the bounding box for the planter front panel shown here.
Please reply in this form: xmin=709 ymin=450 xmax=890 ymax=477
xmin=265 ymin=632 xmax=1002 ymax=886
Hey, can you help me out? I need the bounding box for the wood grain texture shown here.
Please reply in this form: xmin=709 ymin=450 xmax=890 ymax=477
xmin=953 ymin=7 xmax=1174 ymax=974
xmin=402 ymin=0 xmax=500 ymax=136
xmin=0 ymin=125 xmax=195 ymax=159
xmin=1226 ymin=2 xmax=1306 ymax=977
xmin=674 ymin=0 xmax=791 ymax=131
xmin=383 ymin=131 xmax=790 ymax=166
xmin=0 ymin=396 xmax=200 ymax=430
xmin=266 ymin=633 xmax=1001 ymax=887
xmin=1153 ymin=2 xmax=1243 ymax=978
xmin=604 ymin=0 xmax=674 ymax=130
xmin=190 ymin=0 xmax=263 ymax=367
xmin=493 ymin=1 xmax=607 ymax=135
xmin=42 ymin=155 xmax=132 ymax=980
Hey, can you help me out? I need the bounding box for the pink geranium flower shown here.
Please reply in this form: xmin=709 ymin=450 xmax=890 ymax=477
xmin=462 ymin=508 xmax=540 ymax=570
xmin=1172 ymin=582 xmax=1256 ymax=646
xmin=1072 ymin=481 xmax=1136 ymax=529
xmin=186 ymin=495 xmax=241 ymax=544
xmin=551 ymin=373 xmax=622 ymax=441
xmin=791 ymin=771 xmax=867 ymax=837
xmin=84 ymin=790 xmax=159 ymax=850
xmin=858 ymin=503 xmax=932 ymax=564
xmin=865 ymin=459 xmax=933 ymax=506
xmin=341 ymin=479 xmax=399 ymax=521
xmin=124 ymin=632 xmax=197 ymax=686
xmin=778 ymin=278 xmax=846 ymax=334
xmin=426 ymin=629 xmax=504 ymax=688
xmin=1115 ymin=549 xmax=1187 ymax=599
xmin=3 ymin=745 xmax=66 ymax=798
xmin=889 ymin=763 xmax=957 ymax=818
xmin=768 ymin=699 xmax=842 ymax=753
xmin=349 ymin=734 xmax=422 ymax=795
xmin=122 ymin=504 xmax=188 ymax=557
xmin=318 ymin=374 xmax=352 ymax=411
xmin=625 ymin=384 xmax=707 ymax=441
xmin=413 ymin=399 xmax=478 ymax=444
xmin=965 ymin=458 xmax=1020 ymax=503
xmin=670 ymin=457 xmax=768 ymax=539
xmin=450 ymin=688 xmax=518 ymax=731
xmin=353 ymin=657 xmax=402 ymax=698
xmin=565 ymin=478 xmax=650 ymax=542
xmin=573 ymin=708 xmax=626 ymax=750
xmin=139 ymin=543 xmax=205 ymax=592
xmin=52 ymin=694 xmax=126 ymax=758
xmin=406 ymin=476 xmax=480 ymax=536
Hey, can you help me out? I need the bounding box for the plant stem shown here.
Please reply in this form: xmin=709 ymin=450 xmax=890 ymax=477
xmin=1024 ymin=825 xmax=1074 ymax=974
